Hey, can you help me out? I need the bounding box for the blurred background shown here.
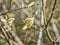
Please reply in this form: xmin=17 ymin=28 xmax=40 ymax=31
xmin=0 ymin=0 xmax=60 ymax=45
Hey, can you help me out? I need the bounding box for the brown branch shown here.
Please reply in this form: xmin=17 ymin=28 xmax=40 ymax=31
xmin=46 ymin=0 xmax=57 ymax=28
xmin=0 ymin=33 xmax=22 ymax=45
xmin=0 ymin=27 xmax=13 ymax=45
xmin=1 ymin=2 xmax=40 ymax=15
xmin=42 ymin=0 xmax=57 ymax=42
xmin=42 ymin=0 xmax=54 ymax=42
xmin=42 ymin=0 xmax=55 ymax=42
xmin=8 ymin=0 xmax=12 ymax=11
xmin=45 ymin=0 xmax=57 ymax=42
xmin=42 ymin=0 xmax=46 ymax=25
xmin=1 ymin=6 xmax=28 ymax=15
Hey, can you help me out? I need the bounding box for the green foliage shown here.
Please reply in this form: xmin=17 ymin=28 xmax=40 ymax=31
xmin=28 ymin=41 xmax=36 ymax=45
xmin=0 ymin=38 xmax=8 ymax=45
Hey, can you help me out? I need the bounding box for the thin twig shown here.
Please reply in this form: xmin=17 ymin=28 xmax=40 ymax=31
xmin=42 ymin=0 xmax=46 ymax=25
xmin=42 ymin=0 xmax=54 ymax=42
xmin=1 ymin=2 xmax=39 ymax=15
xmin=42 ymin=0 xmax=55 ymax=43
xmin=46 ymin=0 xmax=57 ymax=28
xmin=0 ymin=27 xmax=13 ymax=45
xmin=45 ymin=0 xmax=57 ymax=42
xmin=8 ymin=0 xmax=12 ymax=11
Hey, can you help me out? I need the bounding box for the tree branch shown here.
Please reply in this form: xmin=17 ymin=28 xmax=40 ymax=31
xmin=45 ymin=0 xmax=57 ymax=42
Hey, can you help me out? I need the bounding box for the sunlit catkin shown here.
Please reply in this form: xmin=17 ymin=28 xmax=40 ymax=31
xmin=23 ymin=16 xmax=34 ymax=30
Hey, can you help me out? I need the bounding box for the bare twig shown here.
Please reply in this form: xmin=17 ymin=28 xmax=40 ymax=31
xmin=1 ymin=27 xmax=13 ymax=45
xmin=45 ymin=0 xmax=57 ymax=42
xmin=1 ymin=2 xmax=39 ymax=15
xmin=8 ymin=0 xmax=12 ymax=11
xmin=46 ymin=0 xmax=57 ymax=28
